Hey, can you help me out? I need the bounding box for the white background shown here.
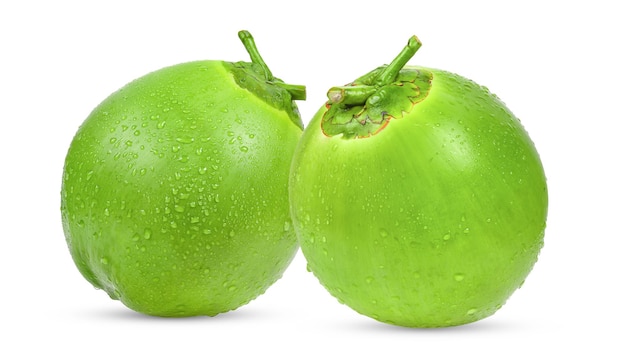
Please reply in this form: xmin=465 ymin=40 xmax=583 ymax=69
xmin=1 ymin=0 xmax=624 ymax=361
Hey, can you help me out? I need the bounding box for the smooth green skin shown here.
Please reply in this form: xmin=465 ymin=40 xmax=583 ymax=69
xmin=290 ymin=67 xmax=548 ymax=327
xmin=61 ymin=59 xmax=302 ymax=317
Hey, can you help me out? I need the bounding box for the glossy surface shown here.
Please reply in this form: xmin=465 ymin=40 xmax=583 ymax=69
xmin=290 ymin=66 xmax=548 ymax=327
xmin=61 ymin=59 xmax=302 ymax=316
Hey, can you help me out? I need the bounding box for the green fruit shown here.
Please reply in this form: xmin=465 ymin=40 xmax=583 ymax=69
xmin=289 ymin=36 xmax=548 ymax=327
xmin=61 ymin=31 xmax=305 ymax=317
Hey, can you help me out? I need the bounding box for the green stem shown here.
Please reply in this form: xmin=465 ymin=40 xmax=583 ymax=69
xmin=325 ymin=35 xmax=421 ymax=106
xmin=237 ymin=30 xmax=306 ymax=101
xmin=238 ymin=30 xmax=274 ymax=81
xmin=278 ymin=82 xmax=307 ymax=101
xmin=375 ymin=35 xmax=421 ymax=86
xmin=327 ymin=85 xmax=377 ymax=105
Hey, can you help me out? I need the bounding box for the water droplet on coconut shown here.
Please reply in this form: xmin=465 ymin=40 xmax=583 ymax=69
xmin=176 ymin=136 xmax=194 ymax=144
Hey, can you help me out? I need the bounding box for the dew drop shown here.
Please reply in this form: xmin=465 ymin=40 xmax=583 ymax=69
xmin=100 ymin=257 xmax=109 ymax=265
xmin=176 ymin=137 xmax=194 ymax=144
xmin=379 ymin=228 xmax=389 ymax=238
xmin=143 ymin=228 xmax=152 ymax=239
xmin=443 ymin=233 xmax=451 ymax=240
xmin=466 ymin=308 xmax=477 ymax=315
xmin=229 ymin=230 xmax=235 ymax=237
xmin=239 ymin=146 xmax=248 ymax=153
xmin=454 ymin=273 xmax=465 ymax=282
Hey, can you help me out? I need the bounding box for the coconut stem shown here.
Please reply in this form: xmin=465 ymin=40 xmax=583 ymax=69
xmin=237 ymin=30 xmax=306 ymax=101
xmin=327 ymin=85 xmax=377 ymax=105
xmin=375 ymin=35 xmax=421 ymax=86
xmin=238 ymin=30 xmax=274 ymax=80
xmin=326 ymin=35 xmax=421 ymax=104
